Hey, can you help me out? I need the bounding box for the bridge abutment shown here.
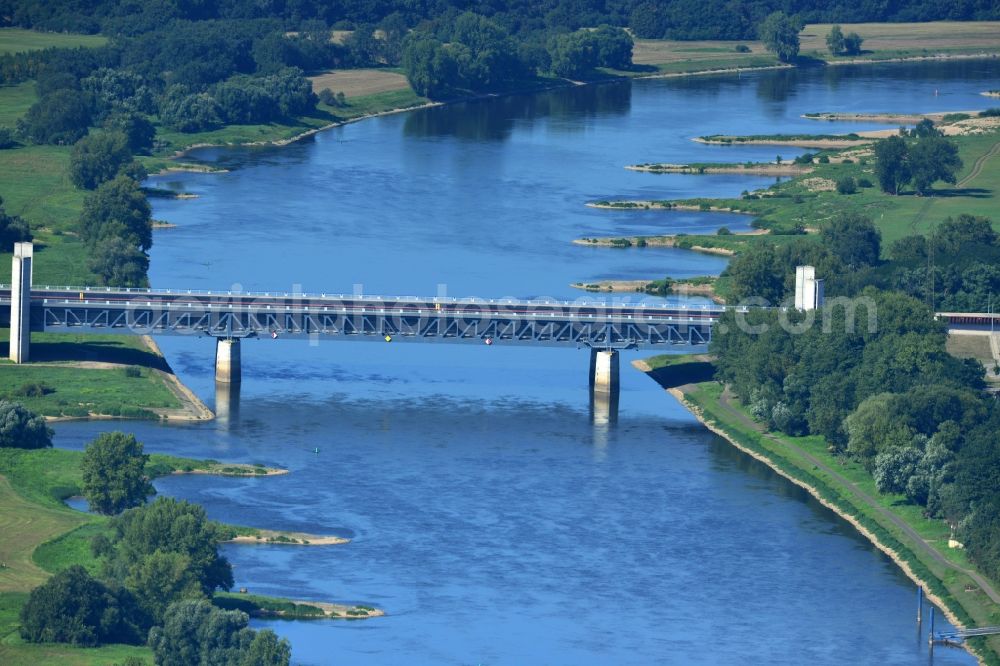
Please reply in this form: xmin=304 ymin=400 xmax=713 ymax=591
xmin=9 ymin=242 xmax=32 ymax=363
xmin=589 ymin=349 xmax=620 ymax=394
xmin=215 ymin=338 xmax=241 ymax=384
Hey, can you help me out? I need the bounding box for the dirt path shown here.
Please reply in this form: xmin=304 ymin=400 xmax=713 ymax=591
xmin=958 ymin=138 xmax=1000 ymax=188
xmin=714 ymin=386 xmax=1000 ymax=606
xmin=909 ymin=137 xmax=1000 ymax=233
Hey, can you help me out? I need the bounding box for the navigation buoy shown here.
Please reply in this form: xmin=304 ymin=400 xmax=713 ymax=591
xmin=314 ymin=447 xmax=320 ymax=454
xmin=271 ymin=330 xmax=279 ymax=339
xmin=484 ymin=337 xmax=493 ymax=346
xmin=384 ymin=335 xmax=392 ymax=342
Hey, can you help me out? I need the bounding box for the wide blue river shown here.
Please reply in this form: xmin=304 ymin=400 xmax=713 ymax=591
xmin=57 ymin=59 xmax=1000 ymax=664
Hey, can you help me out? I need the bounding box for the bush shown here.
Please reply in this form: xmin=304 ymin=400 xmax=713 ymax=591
xmin=124 ymin=366 xmax=142 ymax=378
xmin=0 ymin=126 xmax=16 ymax=149
xmin=717 ymin=226 xmax=732 ymax=235
xmin=0 ymin=401 xmax=53 ymax=449
xmin=817 ymin=155 xmax=830 ymax=164
xmin=836 ymin=176 xmax=857 ymax=195
xmin=735 ymin=44 xmax=750 ymax=53
xmin=857 ymin=177 xmax=873 ymax=188
xmin=793 ymin=152 xmax=815 ymax=165
xmin=16 ymin=382 xmax=52 ymax=397
xmin=979 ymin=108 xmax=1000 ymax=118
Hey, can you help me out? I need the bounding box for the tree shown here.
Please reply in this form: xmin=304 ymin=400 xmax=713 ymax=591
xmin=18 ymin=89 xmax=92 ymax=145
xmin=107 ymin=497 xmax=233 ymax=600
xmin=19 ymin=566 xmax=144 ymax=646
xmin=758 ymin=12 xmax=800 ymax=63
xmin=69 ymin=131 xmax=133 ymax=189
xmin=79 ymin=175 xmax=152 ymax=251
xmin=0 ymin=125 xmax=16 ymax=149
xmin=628 ymin=2 xmax=669 ymax=39
xmin=103 ymin=113 xmax=155 ymax=154
xmin=910 ymin=118 xmax=941 ymax=138
xmin=722 ymin=244 xmax=786 ymax=304
xmin=820 ymin=213 xmax=881 ymax=268
xmin=826 ymin=25 xmax=845 ymax=55
xmin=81 ymin=432 xmax=153 ymax=515
xmin=0 ymin=401 xmax=53 ymax=449
xmin=592 ymin=26 xmax=633 ymax=70
xmin=873 ymin=445 xmax=923 ymax=494
xmin=843 ymin=32 xmax=864 ymax=55
xmin=89 ymin=236 xmax=150 ymax=287
xmin=148 ymin=599 xmax=289 ymax=666
xmin=402 ymin=38 xmax=459 ymax=99
xmin=844 ymin=393 xmax=915 ymax=464
xmin=160 ymin=90 xmax=222 ymax=133
xmin=874 ymin=135 xmax=911 ymax=194
xmin=908 ymin=135 xmax=962 ymax=195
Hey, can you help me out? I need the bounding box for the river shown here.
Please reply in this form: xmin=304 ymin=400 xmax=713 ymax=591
xmin=59 ymin=58 xmax=1000 ymax=664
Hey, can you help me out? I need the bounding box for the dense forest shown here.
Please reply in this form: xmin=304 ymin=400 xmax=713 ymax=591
xmin=2 ymin=0 xmax=1000 ymax=39
xmin=713 ymin=213 xmax=1000 ymax=586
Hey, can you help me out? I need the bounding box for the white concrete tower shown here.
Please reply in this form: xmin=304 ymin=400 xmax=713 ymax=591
xmin=9 ymin=241 xmax=33 ymax=363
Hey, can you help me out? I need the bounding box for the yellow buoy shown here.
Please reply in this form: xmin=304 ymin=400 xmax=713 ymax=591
xmin=384 ymin=335 xmax=392 ymax=342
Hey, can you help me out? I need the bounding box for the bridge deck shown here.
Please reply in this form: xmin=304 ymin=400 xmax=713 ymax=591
xmin=0 ymin=286 xmax=727 ymax=349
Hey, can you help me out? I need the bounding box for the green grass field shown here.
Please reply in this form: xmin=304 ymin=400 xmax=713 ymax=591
xmin=675 ymin=380 xmax=1000 ymax=662
xmin=0 ymin=29 xmax=106 ymax=56
xmin=0 ymin=329 xmax=182 ymax=418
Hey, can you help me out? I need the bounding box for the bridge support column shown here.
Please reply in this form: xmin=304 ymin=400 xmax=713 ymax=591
xmin=215 ymin=338 xmax=241 ymax=384
xmin=9 ymin=242 xmax=32 ymax=363
xmin=589 ymin=349 xmax=619 ymax=394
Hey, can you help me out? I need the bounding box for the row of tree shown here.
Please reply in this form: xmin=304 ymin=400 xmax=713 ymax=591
xmin=5 ymin=0 xmax=998 ymax=41
xmin=403 ymin=19 xmax=633 ymax=98
xmin=712 ymin=211 xmax=1000 ymax=583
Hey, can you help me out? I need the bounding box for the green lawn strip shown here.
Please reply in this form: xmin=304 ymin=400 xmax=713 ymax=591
xmin=627 ymin=54 xmax=782 ymax=76
xmin=680 ymin=381 xmax=1000 ymax=661
xmin=0 ymin=28 xmax=106 ymax=55
xmin=0 ymin=329 xmax=185 ymax=418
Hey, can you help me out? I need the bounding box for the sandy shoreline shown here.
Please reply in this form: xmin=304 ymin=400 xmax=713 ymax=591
xmin=224 ymin=528 xmax=349 ymax=546
xmin=571 ymin=279 xmax=724 ymax=302
xmin=626 ymin=163 xmax=810 ymax=176
xmin=693 ymin=136 xmax=873 ymax=148
xmin=664 ymin=385 xmax=979 ymax=658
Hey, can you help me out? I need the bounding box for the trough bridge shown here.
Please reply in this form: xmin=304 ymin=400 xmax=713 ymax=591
xmin=2 ymin=243 xmax=722 ymax=392
xmin=5 ymin=243 xmax=997 ymax=393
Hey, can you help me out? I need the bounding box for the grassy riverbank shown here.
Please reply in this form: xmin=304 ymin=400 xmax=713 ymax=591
xmin=641 ymin=355 xmax=1000 ymax=663
xmin=0 ymin=446 xmax=377 ymax=665
xmin=0 ymin=328 xmax=192 ymax=419
xmin=586 ymin=123 xmax=1000 ymax=254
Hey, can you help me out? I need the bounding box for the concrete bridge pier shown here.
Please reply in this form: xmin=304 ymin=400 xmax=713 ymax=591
xmin=214 ymin=380 xmax=241 ymax=426
xmin=9 ymin=242 xmax=33 ymax=363
xmin=589 ymin=349 xmax=620 ymax=394
xmin=215 ymin=338 xmax=241 ymax=384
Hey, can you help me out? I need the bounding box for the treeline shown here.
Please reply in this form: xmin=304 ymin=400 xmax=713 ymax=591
xmin=0 ymin=416 xmax=291 ymax=664
xmin=4 ymin=0 xmax=1000 ymax=40
xmin=712 ymin=212 xmax=1000 ymax=584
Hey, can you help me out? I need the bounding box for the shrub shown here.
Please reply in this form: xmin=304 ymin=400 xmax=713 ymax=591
xmin=124 ymin=366 xmax=142 ymax=378
xmin=717 ymin=226 xmax=732 ymax=235
xmin=0 ymin=401 xmax=53 ymax=448
xmin=793 ymin=152 xmax=815 ymax=164
xmin=979 ymin=108 xmax=1000 ymax=118
xmin=817 ymin=155 xmax=830 ymax=164
xmin=16 ymin=382 xmax=52 ymax=397
xmin=734 ymin=44 xmax=750 ymax=53
xmin=943 ymin=113 xmax=970 ymax=122
xmin=0 ymin=126 xmax=16 ymax=149
xmin=857 ymin=177 xmax=873 ymax=188
xmin=836 ymin=176 xmax=857 ymax=194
